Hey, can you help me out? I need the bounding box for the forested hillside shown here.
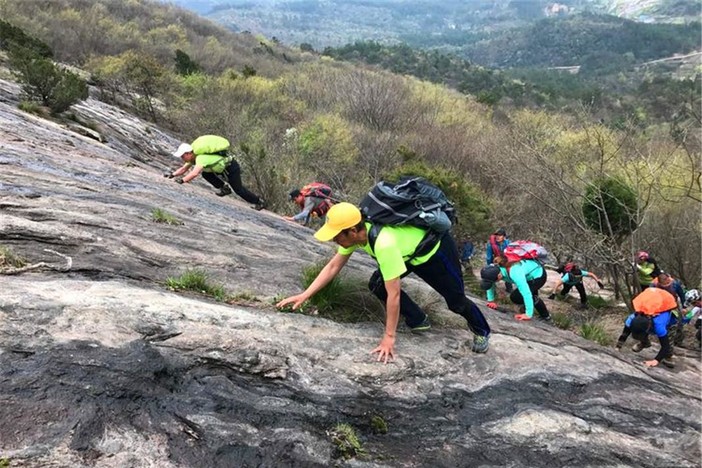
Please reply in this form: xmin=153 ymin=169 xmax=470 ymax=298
xmin=323 ymin=40 xmax=701 ymax=129
xmin=435 ymin=13 xmax=700 ymax=68
xmin=0 ymin=0 xmax=699 ymax=291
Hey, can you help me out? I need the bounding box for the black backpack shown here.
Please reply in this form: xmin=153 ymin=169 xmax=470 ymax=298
xmin=359 ymin=177 xmax=456 ymax=260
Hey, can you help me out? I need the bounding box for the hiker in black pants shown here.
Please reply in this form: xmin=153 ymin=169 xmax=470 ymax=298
xmin=277 ymin=202 xmax=491 ymax=363
xmin=200 ymin=160 xmax=262 ymax=206
xmin=168 ymin=135 xmax=265 ymax=210
xmin=549 ymin=263 xmax=604 ymax=309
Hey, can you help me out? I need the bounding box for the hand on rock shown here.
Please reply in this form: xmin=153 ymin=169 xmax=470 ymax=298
xmin=486 ymin=302 xmax=498 ymax=310
xmin=515 ymin=314 xmax=531 ymax=321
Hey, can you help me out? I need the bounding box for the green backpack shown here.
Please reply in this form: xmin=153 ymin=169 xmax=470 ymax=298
xmin=191 ymin=135 xmax=230 ymax=156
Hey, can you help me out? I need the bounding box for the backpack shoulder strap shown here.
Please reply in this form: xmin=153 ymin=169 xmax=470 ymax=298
xmin=368 ymin=224 xmax=382 ymax=255
xmin=489 ymin=235 xmax=501 ymax=255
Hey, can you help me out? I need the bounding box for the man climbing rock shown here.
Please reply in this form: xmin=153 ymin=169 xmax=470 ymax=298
xmin=276 ymin=202 xmax=491 ymax=363
xmin=284 ymin=183 xmax=333 ymax=226
xmin=615 ymin=287 xmax=677 ymax=368
xmin=167 ymin=135 xmax=265 ymax=210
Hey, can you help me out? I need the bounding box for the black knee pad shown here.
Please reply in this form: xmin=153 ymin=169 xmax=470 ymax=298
xmin=368 ymin=271 xmax=384 ymax=295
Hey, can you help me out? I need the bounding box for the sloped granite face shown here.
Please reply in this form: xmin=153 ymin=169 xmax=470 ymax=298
xmin=0 ymin=80 xmax=700 ymax=467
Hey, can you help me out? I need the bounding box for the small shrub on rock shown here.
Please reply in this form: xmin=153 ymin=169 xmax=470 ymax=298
xmin=329 ymin=423 xmax=365 ymax=459
xmin=166 ymin=269 xmax=228 ymax=302
xmin=151 ymin=208 xmax=182 ymax=225
xmin=580 ymin=321 xmax=611 ymax=346
xmin=0 ymin=245 xmax=27 ymax=268
xmin=551 ymin=311 xmax=572 ymax=330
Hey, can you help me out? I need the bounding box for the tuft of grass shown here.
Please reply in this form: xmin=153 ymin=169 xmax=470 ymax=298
xmin=0 ymin=245 xmax=27 ymax=268
xmin=370 ymin=415 xmax=388 ymax=434
xmin=18 ymin=100 xmax=43 ymax=115
xmin=580 ymin=321 xmax=611 ymax=346
xmin=151 ymin=208 xmax=183 ymax=225
xmin=587 ymin=295 xmax=609 ymax=309
xmin=329 ymin=423 xmax=365 ymax=459
xmin=166 ymin=269 xmax=227 ymax=301
xmin=0 ymin=457 xmax=9 ymax=467
xmin=300 ymin=261 xmax=382 ymax=322
xmin=551 ymin=311 xmax=572 ymax=330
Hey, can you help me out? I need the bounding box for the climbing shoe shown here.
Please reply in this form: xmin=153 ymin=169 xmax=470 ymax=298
xmin=472 ymin=335 xmax=490 ymax=354
xmin=410 ymin=316 xmax=431 ymax=333
xmin=631 ymin=341 xmax=651 ymax=353
xmin=537 ymin=315 xmax=552 ymax=323
xmin=216 ymin=185 xmax=232 ymax=197
xmin=253 ymin=199 xmax=266 ymax=211
xmin=661 ymin=357 xmax=675 ymax=369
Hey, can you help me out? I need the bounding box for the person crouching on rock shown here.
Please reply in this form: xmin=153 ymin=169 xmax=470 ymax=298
xmin=615 ymin=287 xmax=677 ymax=368
xmin=548 ymin=263 xmax=604 ymax=310
xmin=167 ymin=135 xmax=265 ymax=210
xmin=276 ymin=202 xmax=491 ymax=363
xmin=480 ymin=255 xmax=552 ymax=322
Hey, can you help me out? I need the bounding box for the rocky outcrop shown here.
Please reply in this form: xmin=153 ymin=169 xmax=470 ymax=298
xmin=0 ymin=80 xmax=700 ymax=467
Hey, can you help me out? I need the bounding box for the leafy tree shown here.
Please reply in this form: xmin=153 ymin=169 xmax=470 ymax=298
xmin=174 ymin=49 xmax=201 ymax=76
xmin=583 ymin=177 xmax=638 ymax=240
xmin=0 ymin=19 xmax=52 ymax=58
xmin=242 ymin=65 xmax=257 ymax=78
xmin=299 ymin=43 xmax=315 ymax=53
xmin=88 ymin=51 xmax=168 ymax=121
xmin=8 ymin=45 xmax=87 ymax=114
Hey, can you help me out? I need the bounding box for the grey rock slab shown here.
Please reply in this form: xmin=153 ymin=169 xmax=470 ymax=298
xmin=0 ymin=79 xmax=700 ymax=467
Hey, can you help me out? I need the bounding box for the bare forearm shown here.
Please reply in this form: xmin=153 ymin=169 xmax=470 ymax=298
xmin=385 ymin=292 xmax=401 ymax=337
xmin=172 ymin=164 xmax=190 ymax=176
xmin=303 ymin=254 xmax=348 ymax=298
xmin=182 ymin=165 xmax=203 ymax=182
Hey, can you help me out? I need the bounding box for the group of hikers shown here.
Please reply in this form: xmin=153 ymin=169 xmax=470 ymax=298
xmin=166 ymin=134 xmax=701 ymax=367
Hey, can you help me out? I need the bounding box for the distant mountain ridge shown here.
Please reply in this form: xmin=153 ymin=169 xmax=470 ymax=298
xmin=164 ymin=0 xmax=700 ymax=52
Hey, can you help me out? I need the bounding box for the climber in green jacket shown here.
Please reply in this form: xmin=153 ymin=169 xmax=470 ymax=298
xmin=167 ymin=135 xmax=265 ymax=210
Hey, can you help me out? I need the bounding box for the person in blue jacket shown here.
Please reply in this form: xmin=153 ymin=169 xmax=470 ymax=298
xmin=485 ymin=228 xmax=512 ymax=293
xmin=460 ymin=238 xmax=474 ymax=267
xmin=480 ymin=255 xmax=551 ymax=322
xmin=615 ymin=287 xmax=677 ymax=368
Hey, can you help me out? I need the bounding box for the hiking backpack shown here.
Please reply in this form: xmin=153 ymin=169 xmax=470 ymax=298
xmin=191 ymin=135 xmax=230 ymax=156
xmin=359 ymin=177 xmax=456 ymax=259
xmin=300 ymin=182 xmax=333 ymax=200
xmin=503 ymin=240 xmax=549 ymax=264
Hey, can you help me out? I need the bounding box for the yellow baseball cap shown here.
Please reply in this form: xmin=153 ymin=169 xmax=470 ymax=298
xmin=314 ymin=202 xmax=362 ymax=242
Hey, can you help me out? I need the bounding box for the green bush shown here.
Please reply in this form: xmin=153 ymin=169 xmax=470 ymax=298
xmin=583 ymin=176 xmax=638 ymax=239
xmin=329 ymin=423 xmax=365 ymax=459
xmin=8 ymin=46 xmax=87 ymax=114
xmin=0 ymin=19 xmax=52 ymax=57
xmin=174 ymin=49 xmax=201 ymax=76
xmin=166 ymin=269 xmax=228 ymax=301
xmin=579 ymin=321 xmax=611 ymax=346
xmin=151 ymin=208 xmax=182 ymax=225
xmin=551 ymin=311 xmax=572 ymax=330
